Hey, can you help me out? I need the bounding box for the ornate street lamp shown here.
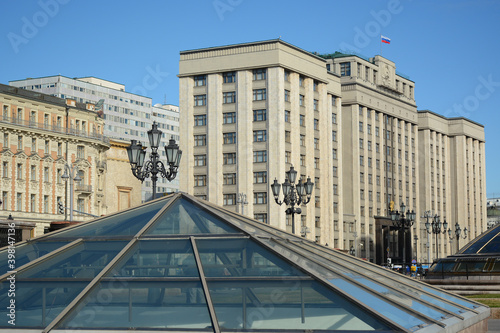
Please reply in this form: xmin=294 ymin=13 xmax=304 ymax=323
xmin=271 ymin=165 xmax=314 ymax=234
xmin=126 ymin=122 xmax=182 ymax=200
xmin=390 ymin=202 xmax=416 ymax=265
xmin=425 ymin=214 xmax=448 ymax=261
xmin=448 ymin=222 xmax=468 ymax=253
xmin=61 ymin=163 xmax=82 ymax=221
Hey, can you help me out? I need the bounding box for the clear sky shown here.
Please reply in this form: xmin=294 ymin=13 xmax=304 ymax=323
xmin=1 ymin=0 xmax=500 ymax=195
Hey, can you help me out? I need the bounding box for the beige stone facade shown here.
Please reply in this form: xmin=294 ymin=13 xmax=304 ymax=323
xmin=178 ymin=40 xmax=487 ymax=263
xmin=0 ymin=84 xmax=109 ymax=236
xmin=417 ymin=110 xmax=486 ymax=261
xmin=105 ymin=139 xmax=143 ymax=213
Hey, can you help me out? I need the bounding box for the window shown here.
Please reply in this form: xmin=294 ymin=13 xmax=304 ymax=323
xmin=43 ymin=195 xmax=49 ymax=213
xmin=254 ymin=213 xmax=267 ymax=224
xmin=77 ymin=145 xmax=84 ymax=159
xmin=314 ymin=138 xmax=319 ymax=150
xmin=313 ymin=81 xmax=318 ymax=91
xmin=31 ymin=138 xmax=36 ymax=153
xmin=44 ymin=167 xmax=49 ymax=182
xmin=223 ymin=193 xmax=236 ymax=206
xmin=300 ymin=134 xmax=305 ymax=146
xmin=359 ymin=139 xmax=364 ymax=149
xmin=223 ymin=132 xmax=237 ymax=144
xmin=194 ymin=75 xmax=206 ymax=86
xmin=359 ymin=106 xmax=363 ymax=116
xmin=194 ymin=155 xmax=206 ymax=166
xmin=285 ymin=131 xmax=291 ymax=143
xmin=300 ymin=154 xmax=305 ymax=166
xmin=223 ymin=91 xmax=236 ymax=104
xmin=285 ymin=151 xmax=291 ymax=163
xmin=300 ymin=115 xmax=305 ymax=126
xmin=284 ymin=110 xmax=290 ymax=123
xmin=313 ymin=99 xmax=318 ymax=111
xmin=314 ymin=157 xmax=319 ymax=169
xmin=332 ymin=131 xmax=337 ymax=142
xmin=359 ymin=122 xmax=363 ymax=132
xmin=194 ymin=95 xmax=206 ymax=106
xmin=253 ymin=109 xmax=266 ymax=121
xmin=253 ymin=130 xmax=266 ymax=142
xmin=254 ymin=171 xmax=267 ymax=183
xmin=367 ymin=124 xmax=372 ymax=134
xmin=340 ymin=62 xmax=351 ymax=76
xmin=375 ymin=127 xmax=379 ymax=137
xmin=333 ymin=184 xmax=338 ymax=195
xmin=333 ymin=166 xmax=338 ymax=177
xmin=253 ymin=89 xmax=266 ymax=101
xmin=17 ymin=135 xmax=23 ymax=151
xmin=223 ymin=153 xmax=236 ymax=165
xmin=223 ymin=71 xmax=235 ymax=83
xmin=194 ymin=175 xmax=207 ymax=187
xmin=332 ymin=113 xmax=337 ymax=124
xmin=194 ymin=135 xmax=206 ymax=146
xmin=284 ymin=90 xmax=290 ymax=102
xmin=314 ymin=119 xmax=319 ymax=130
xmin=360 ymin=155 xmax=364 ymax=166
xmin=253 ymin=69 xmax=266 ymax=80
xmin=30 ymin=165 xmax=36 ymax=181
xmin=299 ymin=94 xmax=305 ymax=106
xmin=28 ymin=193 xmax=38 ymax=213
xmin=1 ymin=192 xmax=7 ymax=210
xmin=194 ymin=114 xmax=206 ymax=126
xmin=44 ymin=140 xmax=50 ymax=155
xmin=223 ymin=112 xmax=236 ymax=124
xmin=223 ymin=173 xmax=236 ymax=185
xmin=299 ymin=76 xmax=304 ymax=86
xmin=2 ymin=162 xmax=8 ymax=178
xmin=367 ymin=141 xmax=372 ymax=151
xmin=16 ymin=193 xmax=22 ymax=211
xmin=333 ymin=148 xmax=337 ymax=160
xmin=253 ymin=150 xmax=267 ymax=163
xmin=254 ymin=192 xmax=267 ymax=204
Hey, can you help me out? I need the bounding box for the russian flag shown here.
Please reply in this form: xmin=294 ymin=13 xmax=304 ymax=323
xmin=381 ymin=35 xmax=391 ymax=44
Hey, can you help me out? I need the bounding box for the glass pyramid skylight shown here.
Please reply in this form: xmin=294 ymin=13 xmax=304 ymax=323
xmin=0 ymin=193 xmax=489 ymax=332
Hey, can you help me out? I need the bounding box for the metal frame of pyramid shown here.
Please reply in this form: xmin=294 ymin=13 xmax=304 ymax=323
xmin=0 ymin=193 xmax=490 ymax=332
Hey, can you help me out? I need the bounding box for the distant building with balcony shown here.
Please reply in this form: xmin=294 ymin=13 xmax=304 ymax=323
xmin=0 ymin=84 xmax=110 ymax=236
xmin=9 ymin=76 xmax=180 ymax=200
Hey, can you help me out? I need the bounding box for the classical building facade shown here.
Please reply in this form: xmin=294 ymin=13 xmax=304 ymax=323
xmin=179 ymin=40 xmax=341 ymax=246
xmin=179 ymin=40 xmax=487 ymax=263
xmin=9 ymin=76 xmax=180 ymax=201
xmin=0 ymin=84 xmax=110 ymax=236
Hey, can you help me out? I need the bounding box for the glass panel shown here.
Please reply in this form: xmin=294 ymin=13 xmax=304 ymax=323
xmin=430 ymin=261 xmax=457 ymax=273
xmin=20 ymin=241 xmax=126 ymax=279
xmin=460 ymin=227 xmax=500 ymax=254
xmin=207 ymin=280 xmax=390 ymax=331
xmin=57 ymin=281 xmax=213 ymax=330
xmin=0 ymin=241 xmax=126 ymax=328
xmin=0 ymin=241 xmax=69 ymax=274
xmin=196 ymin=238 xmax=306 ymax=277
xmin=0 ymin=281 xmax=87 ymax=328
xmin=108 ymin=240 xmax=198 ymax=278
xmin=50 ymin=198 xmax=169 ymax=239
xmin=455 ymin=261 xmax=486 ymax=272
xmin=145 ymin=198 xmax=241 ymax=235
xmin=478 ymin=235 xmax=500 ymax=253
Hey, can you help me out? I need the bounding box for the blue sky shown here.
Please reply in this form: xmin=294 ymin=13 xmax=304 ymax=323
xmin=1 ymin=0 xmax=500 ymax=195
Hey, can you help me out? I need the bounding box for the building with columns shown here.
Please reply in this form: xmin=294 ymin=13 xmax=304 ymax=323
xmin=179 ymin=40 xmax=487 ymax=263
xmin=0 ymin=83 xmax=109 ymax=236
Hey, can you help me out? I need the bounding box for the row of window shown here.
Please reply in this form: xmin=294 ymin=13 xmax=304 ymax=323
xmin=1 ymin=161 xmax=87 ymax=184
xmin=194 ymin=69 xmax=266 ymax=87
xmin=194 ymin=171 xmax=268 ymax=186
xmin=221 ymin=192 xmax=268 ymax=205
xmin=194 ymin=130 xmax=267 ymax=146
xmin=2 ymin=134 xmax=85 ymax=159
xmin=0 ymin=190 xmax=87 ymax=214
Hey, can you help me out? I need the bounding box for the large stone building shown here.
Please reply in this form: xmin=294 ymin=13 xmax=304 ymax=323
xmin=9 ymin=76 xmax=180 ymax=201
xmin=179 ymin=39 xmax=487 ymax=263
xmin=0 ymin=83 xmax=109 ymax=236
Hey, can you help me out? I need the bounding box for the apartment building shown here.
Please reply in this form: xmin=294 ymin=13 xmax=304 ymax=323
xmin=417 ymin=110 xmax=486 ymax=261
xmin=0 ymin=84 xmax=109 ymax=236
xmin=179 ymin=40 xmax=487 ymax=263
xmin=179 ymin=40 xmax=341 ymax=246
xmin=9 ymin=76 xmax=180 ymax=200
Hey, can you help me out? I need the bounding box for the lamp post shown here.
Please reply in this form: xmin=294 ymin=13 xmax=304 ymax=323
xmin=271 ymin=165 xmax=314 ymax=234
xmin=61 ymin=163 xmax=81 ymax=221
xmin=390 ymin=202 xmax=416 ymax=266
xmin=422 ymin=211 xmax=433 ymax=265
xmin=126 ymin=122 xmax=182 ymax=200
xmin=425 ymin=214 xmax=448 ymax=261
xmin=237 ymin=193 xmax=248 ymax=215
xmin=448 ymin=222 xmax=468 ymax=253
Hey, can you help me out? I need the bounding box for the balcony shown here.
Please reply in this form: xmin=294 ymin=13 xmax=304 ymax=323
xmin=75 ymin=184 xmax=92 ymax=194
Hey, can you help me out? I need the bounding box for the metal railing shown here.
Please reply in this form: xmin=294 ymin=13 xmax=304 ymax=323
xmin=1 ymin=115 xmax=110 ymax=144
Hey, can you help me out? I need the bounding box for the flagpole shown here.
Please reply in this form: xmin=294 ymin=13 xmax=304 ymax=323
xmin=380 ymin=35 xmax=382 ymax=56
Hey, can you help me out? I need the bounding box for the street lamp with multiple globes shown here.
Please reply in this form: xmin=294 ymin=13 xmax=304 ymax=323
xmin=271 ymin=165 xmax=314 ymax=234
xmin=126 ymin=122 xmax=182 ymax=200
xmin=390 ymin=202 xmax=416 ymax=265
xmin=425 ymin=214 xmax=448 ymax=261
xmin=448 ymin=222 xmax=468 ymax=253
xmin=61 ymin=163 xmax=82 ymax=221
